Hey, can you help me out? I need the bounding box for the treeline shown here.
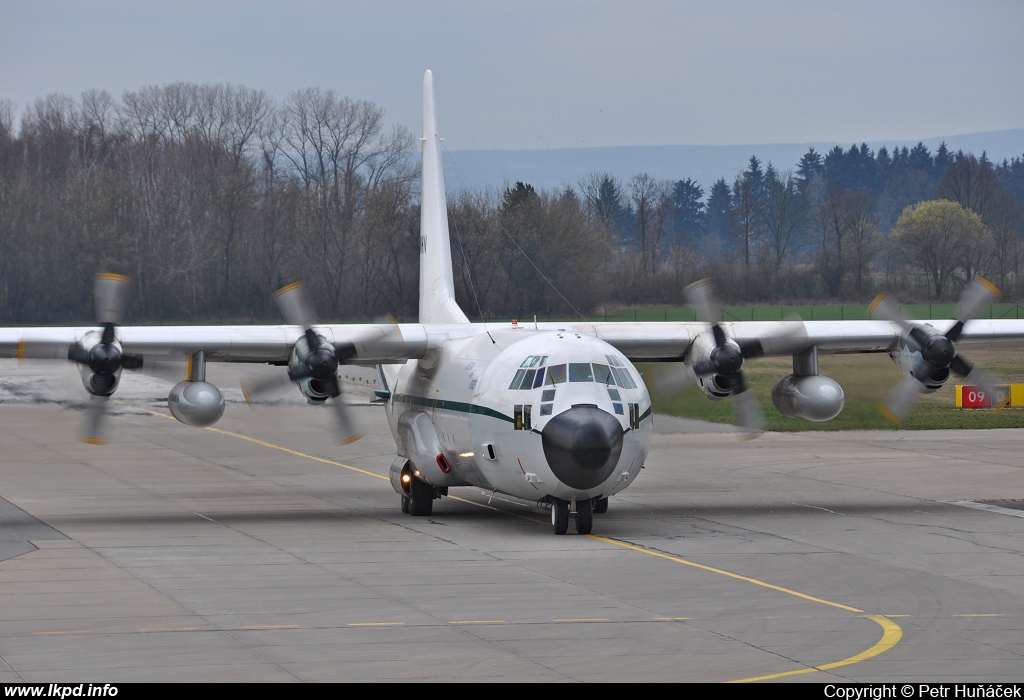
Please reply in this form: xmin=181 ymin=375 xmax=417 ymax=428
xmin=2 ymin=84 xmax=1023 ymax=325
xmin=0 ymin=85 xmax=418 ymax=324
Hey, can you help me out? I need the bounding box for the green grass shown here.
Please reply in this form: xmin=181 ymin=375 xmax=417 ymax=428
xmin=587 ymin=302 xmax=1024 ymax=324
xmin=642 ymin=347 xmax=1024 ymax=432
xmin=517 ymin=302 xmax=1024 ymax=324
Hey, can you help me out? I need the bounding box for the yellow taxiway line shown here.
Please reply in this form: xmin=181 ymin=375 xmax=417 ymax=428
xmin=133 ymin=405 xmax=904 ymax=682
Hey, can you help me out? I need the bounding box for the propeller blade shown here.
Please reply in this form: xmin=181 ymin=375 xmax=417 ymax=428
xmin=868 ymin=292 xmax=915 ymax=333
xmin=133 ymin=357 xmax=188 ymax=383
xmin=879 ymin=375 xmax=923 ymax=424
xmin=240 ymin=372 xmax=295 ymax=406
xmin=94 ymin=273 xmax=131 ymax=326
xmin=330 ymin=396 xmax=367 ymax=445
xmin=17 ymin=340 xmax=71 ymax=361
xmin=274 ymin=282 xmax=313 ymax=329
xmin=958 ymin=364 xmax=1010 ymax=412
xmin=947 ymin=277 xmax=1001 ymax=341
xmin=322 ymin=376 xmax=366 ymax=445
xmin=732 ymin=388 xmax=765 ymax=438
xmin=684 ymin=278 xmax=721 ymax=326
xmin=78 ymin=395 xmax=110 ymax=445
xmin=651 ymin=364 xmax=698 ymax=396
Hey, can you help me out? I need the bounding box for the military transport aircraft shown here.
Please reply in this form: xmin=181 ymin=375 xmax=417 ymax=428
xmin=3 ymin=71 xmax=1023 ymax=535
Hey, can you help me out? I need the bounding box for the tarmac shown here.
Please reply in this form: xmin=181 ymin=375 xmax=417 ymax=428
xmin=0 ymin=359 xmax=1022 ymax=682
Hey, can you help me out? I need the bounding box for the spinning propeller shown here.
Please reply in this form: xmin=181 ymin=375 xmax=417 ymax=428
xmin=870 ymin=277 xmax=1006 ymax=423
xmin=19 ymin=273 xmax=140 ymax=444
xmin=241 ymin=282 xmax=399 ymax=445
xmin=682 ymin=279 xmax=768 ymax=436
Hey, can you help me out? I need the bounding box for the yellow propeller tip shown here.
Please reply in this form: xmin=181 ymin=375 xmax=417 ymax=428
xmin=868 ymin=291 xmax=888 ymax=316
xmin=975 ymin=276 xmax=1002 ymax=299
xmin=274 ymin=281 xmax=303 ymax=297
xmin=878 ymin=404 xmax=902 ymax=425
xmin=77 ymin=436 xmax=108 ymax=446
xmin=339 ymin=432 xmax=367 ymax=446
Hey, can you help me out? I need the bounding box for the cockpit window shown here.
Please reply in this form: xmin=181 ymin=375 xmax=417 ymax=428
xmin=569 ymin=363 xmax=594 ymax=382
xmin=547 ymin=364 xmax=567 ymax=384
xmin=509 ymin=369 xmax=526 ymax=390
xmin=520 ymin=369 xmax=537 ymax=390
xmin=592 ymin=363 xmax=614 ymax=385
xmin=533 ymin=367 xmax=546 ymax=388
xmin=611 ymin=366 xmax=638 ymax=389
xmin=515 ymin=360 xmax=636 ymax=390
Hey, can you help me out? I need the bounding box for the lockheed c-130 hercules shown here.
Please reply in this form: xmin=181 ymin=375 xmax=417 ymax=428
xmin=3 ymin=70 xmax=1023 ymax=535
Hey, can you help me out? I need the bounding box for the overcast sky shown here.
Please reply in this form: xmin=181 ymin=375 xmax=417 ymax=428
xmin=2 ymin=1 xmax=1022 ymax=150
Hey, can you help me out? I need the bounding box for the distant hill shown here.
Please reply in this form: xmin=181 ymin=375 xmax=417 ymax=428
xmin=440 ymin=128 xmax=1024 ymax=193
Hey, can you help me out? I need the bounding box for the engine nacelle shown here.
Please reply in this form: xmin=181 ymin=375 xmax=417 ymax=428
xmin=289 ymin=332 xmax=333 ymax=404
xmin=688 ymin=330 xmax=733 ymax=399
xmin=771 ymin=374 xmax=845 ymax=421
xmin=889 ymin=326 xmax=950 ymax=392
xmin=168 ymin=381 xmax=225 ymax=427
xmin=75 ymin=330 xmax=122 ymax=396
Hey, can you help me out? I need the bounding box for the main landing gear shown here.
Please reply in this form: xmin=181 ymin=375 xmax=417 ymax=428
xmin=400 ymin=468 xmax=442 ymax=517
xmin=550 ymin=497 xmax=603 ymax=535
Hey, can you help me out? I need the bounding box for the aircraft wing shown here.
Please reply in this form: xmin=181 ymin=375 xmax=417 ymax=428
xmin=0 ymin=323 xmax=431 ymax=364
xmin=560 ymin=318 xmax=1024 ymax=362
xmin=6 ymin=318 xmax=1024 ymax=365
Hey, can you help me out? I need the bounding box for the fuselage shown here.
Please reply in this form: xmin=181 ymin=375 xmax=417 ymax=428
xmin=381 ymin=325 xmax=652 ymax=503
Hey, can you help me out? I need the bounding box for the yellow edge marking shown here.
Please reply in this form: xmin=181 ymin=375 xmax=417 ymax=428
xmin=274 ymin=281 xmax=303 ymax=297
xmin=553 ymin=618 xmax=610 ymax=623
xmin=138 ymin=407 xmax=903 ymax=681
xmin=134 ymin=407 xmax=388 ymax=481
xmin=139 ymin=627 xmax=201 ymax=632
xmin=241 ymin=624 xmax=301 ymax=630
xmin=588 ymin=535 xmax=862 ymax=612
xmin=96 ymin=272 xmax=130 ymax=282
xmin=33 ymin=630 xmax=91 ymax=636
xmin=449 ymin=620 xmax=506 ymax=625
xmin=976 ymin=276 xmax=1002 ymax=298
xmin=728 ymin=615 xmax=902 ymax=683
xmin=347 ymin=622 xmax=404 ymax=627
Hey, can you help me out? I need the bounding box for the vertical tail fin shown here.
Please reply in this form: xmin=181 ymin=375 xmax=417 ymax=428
xmin=419 ymin=70 xmax=469 ymax=325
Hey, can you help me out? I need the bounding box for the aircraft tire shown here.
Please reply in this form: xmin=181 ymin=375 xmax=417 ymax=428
xmin=551 ymin=498 xmax=569 ymax=535
xmin=401 ymin=495 xmax=410 ymax=514
xmin=409 ymin=476 xmax=433 ymax=516
xmin=593 ymin=497 xmax=609 ymax=514
xmin=575 ymin=498 xmax=593 ymax=535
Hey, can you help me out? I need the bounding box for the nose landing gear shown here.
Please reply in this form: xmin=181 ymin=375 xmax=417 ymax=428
xmin=549 ymin=497 xmax=594 ymax=535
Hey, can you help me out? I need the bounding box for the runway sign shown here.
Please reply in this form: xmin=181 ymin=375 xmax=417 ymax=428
xmin=955 ymin=384 xmax=1020 ymax=408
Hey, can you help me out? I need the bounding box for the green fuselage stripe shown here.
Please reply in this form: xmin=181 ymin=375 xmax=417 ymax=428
xmin=393 ymin=394 xmax=513 ymax=423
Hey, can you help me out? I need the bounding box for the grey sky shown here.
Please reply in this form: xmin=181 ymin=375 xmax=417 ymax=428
xmin=2 ymin=1 xmax=1022 ymax=150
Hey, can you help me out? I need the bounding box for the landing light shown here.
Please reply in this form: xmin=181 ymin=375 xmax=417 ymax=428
xmin=401 ymin=473 xmax=411 ymax=484
xmin=459 ymin=451 xmax=474 ymax=458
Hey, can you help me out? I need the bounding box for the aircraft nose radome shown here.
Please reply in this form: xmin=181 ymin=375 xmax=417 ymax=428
xmin=541 ymin=405 xmax=624 ymax=490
